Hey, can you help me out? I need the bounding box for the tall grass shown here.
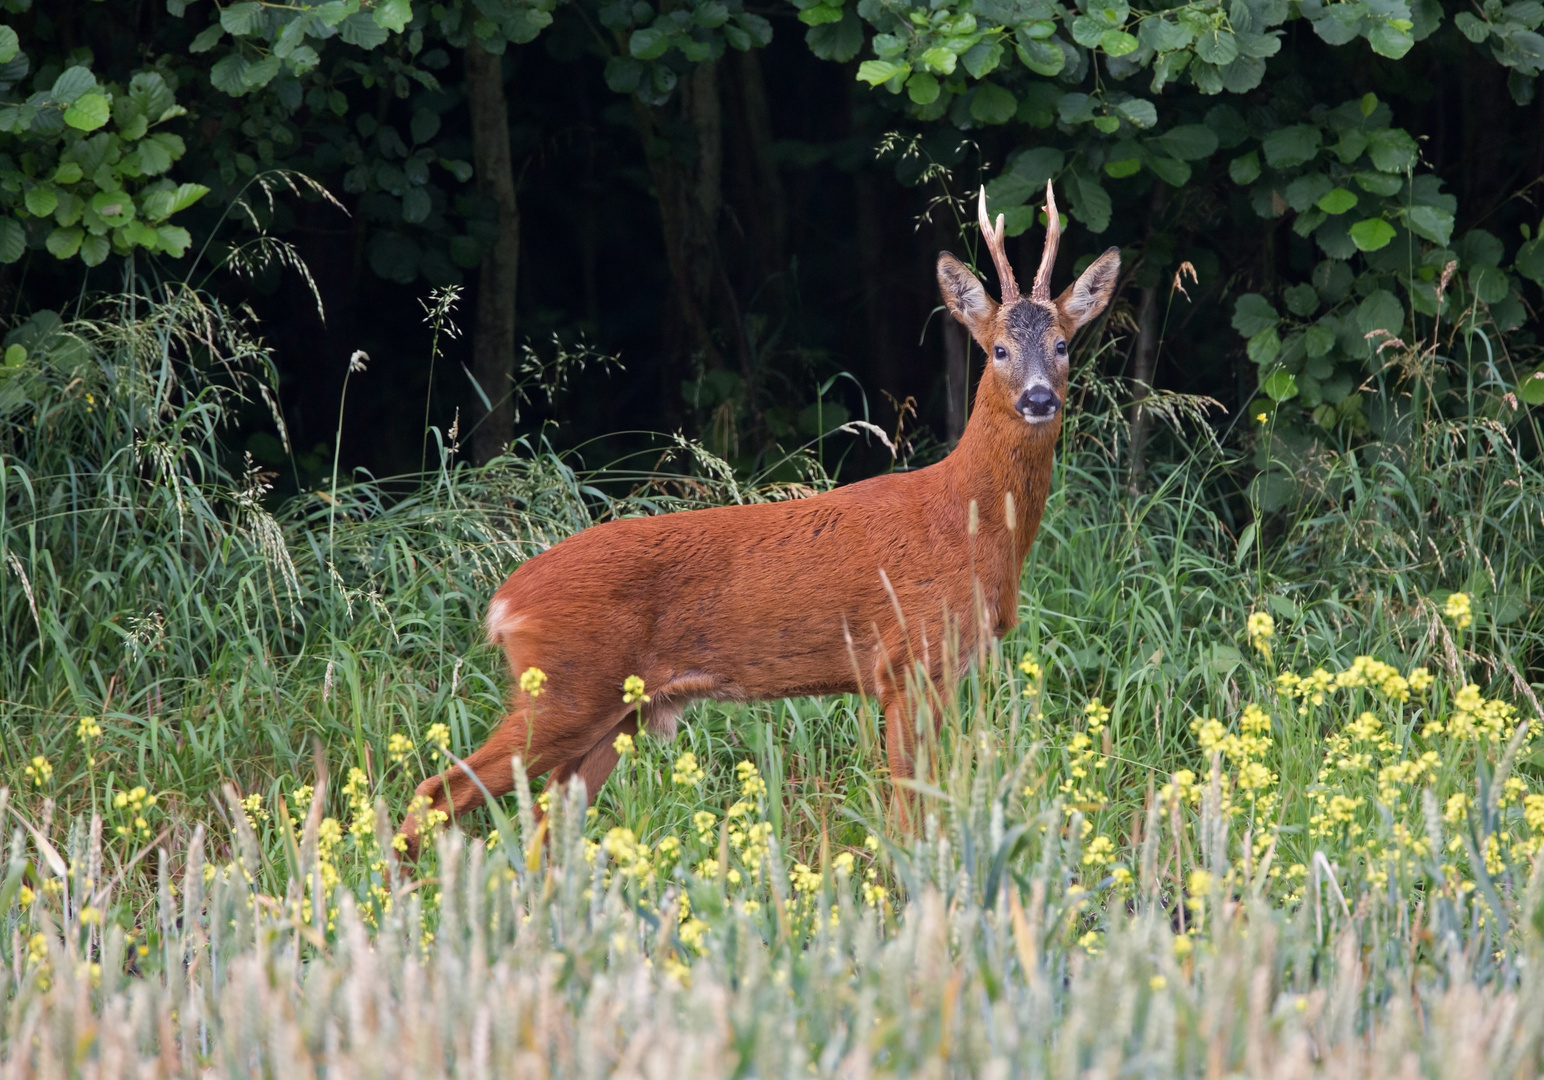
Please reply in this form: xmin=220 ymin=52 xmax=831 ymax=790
xmin=4 ymin=288 xmax=1544 ymax=1074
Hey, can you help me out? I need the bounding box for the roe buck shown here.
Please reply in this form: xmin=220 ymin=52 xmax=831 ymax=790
xmin=399 ymin=181 xmax=1118 ymax=854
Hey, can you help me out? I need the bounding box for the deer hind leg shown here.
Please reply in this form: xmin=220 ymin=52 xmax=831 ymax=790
xmin=543 ymin=714 xmax=640 ymax=807
xmin=399 ymin=687 xmax=608 ymax=857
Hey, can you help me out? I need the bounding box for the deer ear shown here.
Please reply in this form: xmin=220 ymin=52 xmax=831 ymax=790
xmin=937 ymin=252 xmax=998 ymax=341
xmin=1056 ymin=246 xmax=1121 ymax=331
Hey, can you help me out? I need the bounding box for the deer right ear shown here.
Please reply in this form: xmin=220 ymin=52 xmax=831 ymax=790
xmin=937 ymin=253 xmax=999 ymax=342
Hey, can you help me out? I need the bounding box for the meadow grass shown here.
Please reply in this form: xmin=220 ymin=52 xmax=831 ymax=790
xmin=4 ymin=292 xmax=1544 ymax=1075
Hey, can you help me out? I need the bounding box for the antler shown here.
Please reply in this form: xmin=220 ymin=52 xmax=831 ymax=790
xmin=1031 ymin=180 xmax=1061 ymax=303
xmin=977 ymin=186 xmax=1019 ymax=304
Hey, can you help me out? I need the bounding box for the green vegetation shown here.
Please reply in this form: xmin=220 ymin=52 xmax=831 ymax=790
xmin=4 ymin=287 xmax=1544 ymax=1072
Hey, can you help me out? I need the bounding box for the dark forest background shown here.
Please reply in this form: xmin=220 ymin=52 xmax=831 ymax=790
xmin=4 ymin=0 xmax=1544 ymax=495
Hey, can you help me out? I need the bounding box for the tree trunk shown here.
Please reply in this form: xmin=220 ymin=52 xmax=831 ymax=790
xmin=944 ymin=319 xmax=969 ymax=445
xmin=465 ymin=39 xmax=520 ymax=465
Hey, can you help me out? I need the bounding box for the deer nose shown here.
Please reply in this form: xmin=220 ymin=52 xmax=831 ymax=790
xmin=1016 ymin=386 xmax=1060 ymax=421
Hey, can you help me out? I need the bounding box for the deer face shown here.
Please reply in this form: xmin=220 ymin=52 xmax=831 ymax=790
xmin=936 ymin=183 xmax=1120 ymax=429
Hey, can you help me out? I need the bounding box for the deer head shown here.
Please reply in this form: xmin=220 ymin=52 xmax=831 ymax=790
xmin=937 ymin=182 xmax=1120 ymax=430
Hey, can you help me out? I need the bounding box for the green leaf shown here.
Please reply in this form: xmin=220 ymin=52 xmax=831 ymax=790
xmin=1262 ymin=367 xmax=1299 ymax=401
xmin=629 ymin=26 xmax=671 ymax=57
xmin=1016 ymin=36 xmax=1067 ymax=75
xmin=1469 ymin=264 xmax=1511 ymax=303
xmin=906 ymin=71 xmax=940 ymax=104
xmin=1284 ymin=282 xmax=1320 ymax=316
xmin=340 ymin=12 xmax=390 ymax=48
xmin=1146 ymin=154 xmax=1191 ymax=186
xmin=918 ymin=47 xmax=956 ymax=74
xmin=1139 ymin=17 xmax=1194 ymax=52
xmin=402 ymin=187 xmax=431 ymax=223
xmin=798 ymin=4 xmax=843 ymax=24
xmin=1065 ymin=170 xmax=1112 ymax=232
xmin=970 ymin=83 xmax=1018 ymax=125
xmin=63 ymin=93 xmax=110 ymax=132
xmin=1105 ymin=154 xmax=1142 ymax=178
xmin=1353 ymin=288 xmax=1404 ymax=339
xmin=2 ymin=343 xmax=24 ymax=366
xmin=411 ymin=108 xmax=441 ymax=145
xmin=807 ymin=11 xmax=864 ymax=61
xmin=1317 ymin=187 xmax=1358 ymax=214
xmin=1516 ymin=236 xmax=1544 ymax=284
xmin=25 ymin=186 xmax=58 ymax=218
xmin=1305 ymin=323 xmax=1336 ymax=357
xmin=372 ymin=0 xmax=414 ymax=32
xmin=189 ymin=24 xmax=225 ymax=52
xmin=51 ymin=67 xmax=97 ymax=105
xmin=129 ymin=72 xmax=176 ymax=123
xmin=79 ymin=233 xmax=109 ymax=267
xmin=0 ymin=26 xmax=19 ymax=65
xmin=46 ymin=226 xmax=84 ymax=259
xmin=1232 ymin=292 xmax=1280 ymax=336
xmin=1248 ymin=326 xmax=1281 ymax=364
xmin=220 ymin=1 xmax=264 ymax=34
xmin=1100 ymin=29 xmax=1139 ymax=54
xmin=1353 ymin=170 xmax=1403 ymax=196
xmin=1405 ymin=204 xmax=1454 ymax=246
xmin=856 ymin=60 xmax=907 ymax=85
xmin=1367 ymin=19 xmax=1414 ymax=56
xmin=1153 ymin=124 xmax=1218 ymax=160
xmin=1229 ymin=151 xmax=1261 ymax=185
xmin=1519 ymin=370 xmax=1544 ymax=406
xmin=1195 ymin=28 xmax=1240 ymax=64
xmin=1262 ymin=124 xmax=1323 ymax=168
xmin=0 ymin=217 xmax=23 ymax=263
xmin=1349 ymin=217 xmax=1396 ymax=251
xmin=1367 ymin=127 xmax=1418 ymax=172
xmin=154 ymin=224 xmax=192 ymax=258
xmin=210 ymin=54 xmax=250 ymax=96
xmin=53 ymin=162 xmax=83 ymax=185
xmin=1114 ymin=97 xmax=1157 ymax=128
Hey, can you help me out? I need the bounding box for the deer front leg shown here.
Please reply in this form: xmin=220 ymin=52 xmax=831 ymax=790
xmin=879 ymin=666 xmax=943 ymax=833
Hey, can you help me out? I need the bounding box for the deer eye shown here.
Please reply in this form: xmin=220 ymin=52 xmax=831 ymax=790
xmin=1055 ymin=340 xmax=1068 ymax=355
xmin=993 ymin=345 xmax=1008 ymax=360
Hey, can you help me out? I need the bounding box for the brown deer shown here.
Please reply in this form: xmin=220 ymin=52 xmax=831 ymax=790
xmin=399 ymin=181 xmax=1118 ymax=854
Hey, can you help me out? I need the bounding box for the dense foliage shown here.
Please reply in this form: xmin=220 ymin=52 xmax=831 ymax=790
xmin=2 ymin=0 xmax=1544 ymax=487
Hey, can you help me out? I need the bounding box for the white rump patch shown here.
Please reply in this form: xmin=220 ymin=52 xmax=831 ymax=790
xmin=485 ymin=597 xmax=526 ymax=644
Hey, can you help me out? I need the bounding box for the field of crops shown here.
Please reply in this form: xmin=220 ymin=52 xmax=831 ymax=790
xmin=4 ymin=293 xmax=1544 ymax=1076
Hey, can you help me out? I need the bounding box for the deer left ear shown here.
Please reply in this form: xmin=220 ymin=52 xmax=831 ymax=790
xmin=1056 ymin=247 xmax=1121 ymax=331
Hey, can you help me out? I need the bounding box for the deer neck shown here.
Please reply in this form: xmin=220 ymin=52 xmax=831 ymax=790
xmin=944 ymin=368 xmax=1059 ymax=569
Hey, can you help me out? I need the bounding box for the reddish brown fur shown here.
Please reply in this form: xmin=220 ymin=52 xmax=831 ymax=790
xmin=399 ymin=187 xmax=1119 ymax=853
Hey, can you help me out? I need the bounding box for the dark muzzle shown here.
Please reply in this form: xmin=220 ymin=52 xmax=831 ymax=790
xmin=1016 ymin=386 xmax=1060 ymax=421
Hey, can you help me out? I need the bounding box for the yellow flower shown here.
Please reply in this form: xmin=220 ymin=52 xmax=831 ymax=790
xmin=692 ymin=810 xmax=717 ymax=842
xmin=1255 ymin=412 xmax=1268 ymax=424
xmin=613 ymin=731 xmax=635 ymax=756
xmin=1408 ymin=667 xmax=1434 ymax=693
xmin=519 ymin=666 xmax=548 ymax=696
xmin=1082 ymin=835 xmax=1115 ymax=867
xmin=1443 ymin=592 xmax=1472 ymax=630
xmin=1187 ymin=869 xmax=1213 ymax=895
xmin=77 ymin=716 xmax=102 ymax=743
xmin=17 ymin=885 xmax=35 ymax=907
xmin=671 ymin=752 xmax=705 ymax=787
xmin=736 ymin=760 xmax=767 ymax=799
xmin=864 ymin=833 xmax=881 ymax=852
xmin=387 ymin=732 xmax=413 ymax=765
xmin=832 ymin=851 xmax=856 ymax=876
xmin=1150 ymin=974 xmax=1167 ymax=990
xmin=1247 ymin=611 xmax=1274 ymax=659
xmin=425 ymin=723 xmax=451 ymax=759
xmin=622 ymin=675 xmax=649 ymax=704
xmin=240 ymin=792 xmax=268 ymax=825
xmin=1083 ymin=698 xmax=1111 ymax=731
xmin=24 ymin=756 xmax=52 ymax=787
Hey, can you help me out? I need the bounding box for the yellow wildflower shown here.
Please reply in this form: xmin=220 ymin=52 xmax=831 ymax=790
xmin=519 ymin=666 xmax=548 ymax=696
xmin=1443 ymin=592 xmax=1472 ymax=630
xmin=387 ymin=732 xmax=413 ymax=766
xmin=671 ymin=752 xmax=706 ymax=787
xmin=77 ymin=716 xmax=102 ymax=743
xmin=1247 ymin=611 xmax=1274 ymax=659
xmin=622 ymin=675 xmax=649 ymax=704
xmin=24 ymin=756 xmax=52 ymax=787
xmin=613 ymin=731 xmax=635 ymax=756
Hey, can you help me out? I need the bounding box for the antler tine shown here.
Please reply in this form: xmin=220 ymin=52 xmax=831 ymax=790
xmin=977 ymin=186 xmax=1019 ymax=304
xmin=1031 ymin=180 xmax=1061 ymax=303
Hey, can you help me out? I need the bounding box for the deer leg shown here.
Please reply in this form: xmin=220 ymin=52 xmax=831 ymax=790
xmin=399 ymin=694 xmax=602 ymax=857
xmin=543 ymin=714 xmax=639 ymax=808
xmin=880 ymin=672 xmax=923 ymax=832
